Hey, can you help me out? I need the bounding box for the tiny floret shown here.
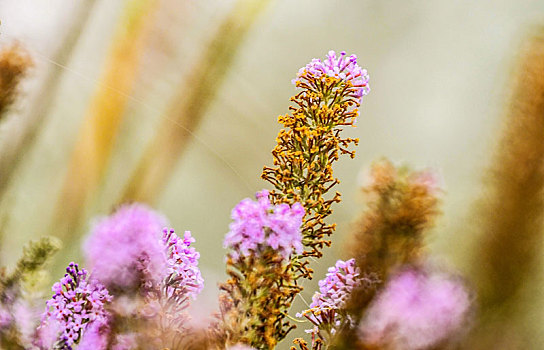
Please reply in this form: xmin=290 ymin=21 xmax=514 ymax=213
xmin=293 ymin=50 xmax=370 ymax=103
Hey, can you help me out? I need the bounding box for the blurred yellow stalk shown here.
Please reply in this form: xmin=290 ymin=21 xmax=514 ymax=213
xmin=53 ymin=0 xmax=159 ymax=236
xmin=119 ymin=0 xmax=270 ymax=205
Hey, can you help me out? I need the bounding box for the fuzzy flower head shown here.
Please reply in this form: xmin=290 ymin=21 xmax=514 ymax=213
xmin=297 ymin=259 xmax=361 ymax=339
xmin=359 ymin=268 xmax=472 ymax=350
xmin=37 ymin=262 xmax=112 ymax=350
xmin=293 ymin=50 xmax=370 ymax=104
xmin=223 ymin=190 xmax=305 ymax=261
xmin=84 ymin=204 xmax=168 ymax=290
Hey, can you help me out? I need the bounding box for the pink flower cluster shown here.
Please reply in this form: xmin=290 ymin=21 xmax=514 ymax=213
xmin=162 ymin=228 xmax=204 ymax=299
xmin=297 ymin=259 xmax=361 ymax=335
xmin=293 ymin=50 xmax=370 ymax=103
xmin=37 ymin=262 xmax=112 ymax=350
xmin=223 ymin=190 xmax=305 ymax=261
xmin=84 ymin=204 xmax=168 ymax=290
xmin=360 ymin=269 xmax=471 ymax=350
xmin=312 ymin=259 xmax=361 ymax=310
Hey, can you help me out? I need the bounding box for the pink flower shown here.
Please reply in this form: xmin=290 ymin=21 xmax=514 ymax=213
xmin=293 ymin=50 xmax=370 ymax=103
xmin=360 ymin=268 xmax=471 ymax=350
xmin=162 ymin=228 xmax=204 ymax=299
xmin=224 ymin=190 xmax=305 ymax=261
xmin=84 ymin=204 xmax=168 ymax=290
xmin=297 ymin=259 xmax=361 ymax=336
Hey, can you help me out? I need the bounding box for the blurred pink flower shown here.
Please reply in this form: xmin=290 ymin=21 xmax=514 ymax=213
xmin=84 ymin=204 xmax=168 ymax=290
xmin=360 ymin=268 xmax=471 ymax=350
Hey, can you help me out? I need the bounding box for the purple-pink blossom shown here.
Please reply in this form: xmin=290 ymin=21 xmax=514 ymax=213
xmin=84 ymin=204 xmax=168 ymax=290
xmin=359 ymin=269 xmax=471 ymax=350
xmin=36 ymin=262 xmax=112 ymax=350
xmin=224 ymin=190 xmax=305 ymax=261
xmin=297 ymin=259 xmax=361 ymax=336
xmin=293 ymin=50 xmax=370 ymax=103
xmin=78 ymin=322 xmax=109 ymax=350
xmin=162 ymin=228 xmax=204 ymax=299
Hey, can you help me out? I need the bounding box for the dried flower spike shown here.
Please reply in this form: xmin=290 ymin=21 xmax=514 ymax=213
xmin=347 ymin=159 xmax=441 ymax=315
xmin=263 ymin=50 xmax=370 ymax=276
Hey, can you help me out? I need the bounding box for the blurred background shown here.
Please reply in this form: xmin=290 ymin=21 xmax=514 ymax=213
xmin=1 ymin=0 xmax=544 ymax=347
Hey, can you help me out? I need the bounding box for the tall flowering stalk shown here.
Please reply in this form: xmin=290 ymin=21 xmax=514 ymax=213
xmin=327 ymin=160 xmax=441 ymax=350
xmin=0 ymin=237 xmax=59 ymax=349
xmin=143 ymin=228 xmax=204 ymax=348
xmin=466 ymin=30 xmax=544 ymax=349
xmin=219 ymin=51 xmax=369 ymax=349
xmin=263 ymin=51 xmax=370 ymax=270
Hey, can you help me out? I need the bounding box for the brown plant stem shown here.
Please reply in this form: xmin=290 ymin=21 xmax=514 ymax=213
xmin=334 ymin=160 xmax=440 ymax=350
xmin=466 ymin=29 xmax=544 ymax=349
xmin=119 ymin=0 xmax=270 ymax=205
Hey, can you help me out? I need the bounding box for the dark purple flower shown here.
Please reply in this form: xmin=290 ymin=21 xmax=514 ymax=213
xmin=36 ymin=262 xmax=112 ymax=350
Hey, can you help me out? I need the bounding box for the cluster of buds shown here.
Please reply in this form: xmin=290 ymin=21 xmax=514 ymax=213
xmin=36 ymin=262 xmax=112 ymax=349
xmin=350 ymin=159 xmax=441 ymax=296
xmin=161 ymin=228 xmax=204 ymax=300
xmin=297 ymin=259 xmax=361 ymax=346
xmin=144 ymin=228 xmax=204 ymax=342
xmin=223 ymin=189 xmax=305 ymax=262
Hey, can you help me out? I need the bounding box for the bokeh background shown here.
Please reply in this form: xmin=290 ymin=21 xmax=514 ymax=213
xmin=1 ymin=0 xmax=544 ymax=347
